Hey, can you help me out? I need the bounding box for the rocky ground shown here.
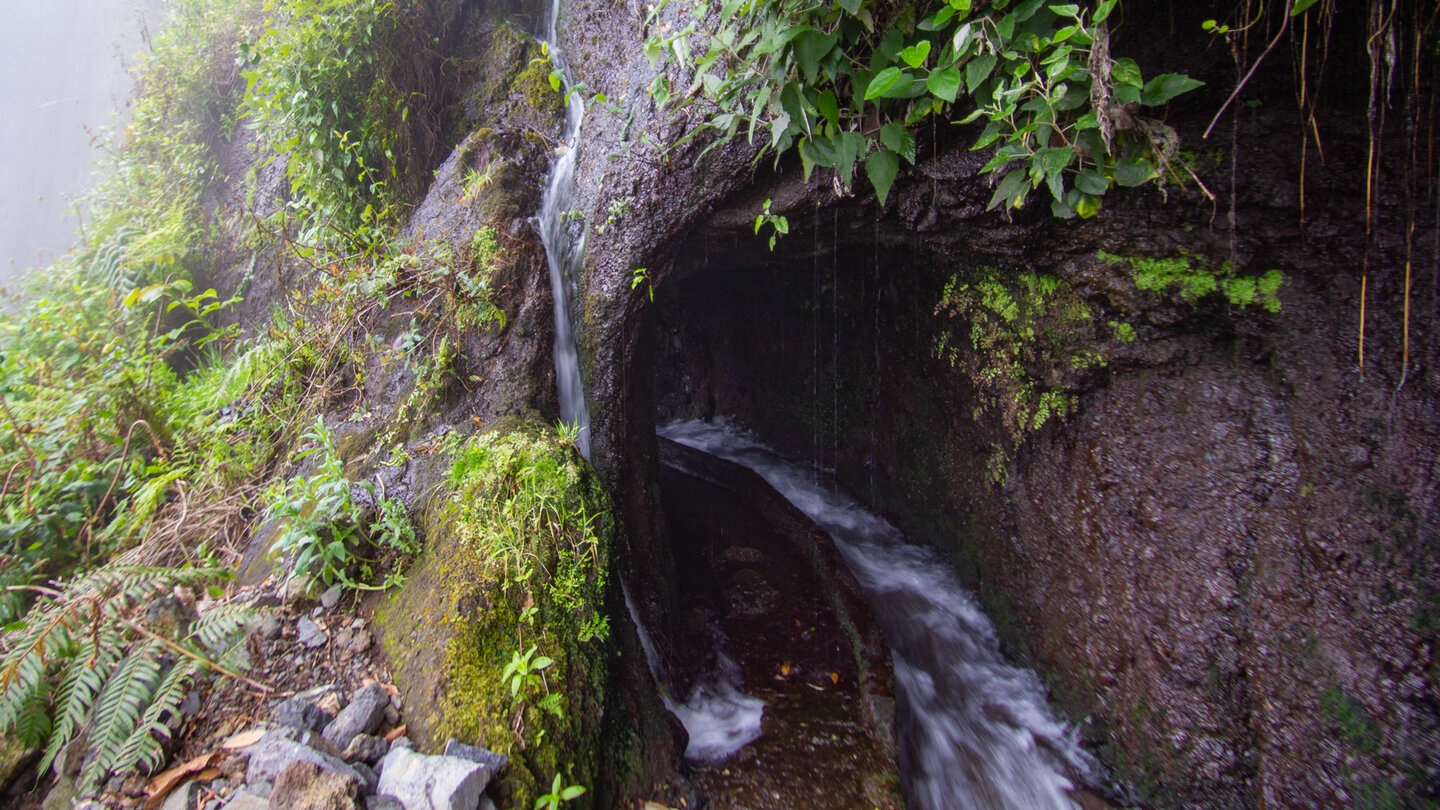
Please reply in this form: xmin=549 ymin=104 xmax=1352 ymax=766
xmin=0 ymin=575 xmax=547 ymax=810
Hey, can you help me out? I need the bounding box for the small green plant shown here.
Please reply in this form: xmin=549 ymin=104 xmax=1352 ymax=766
xmin=266 ymin=417 xmax=415 ymax=591
xmin=935 ymin=269 xmax=1107 ymax=444
xmin=630 ymin=267 xmax=653 ymax=301
xmin=502 ymin=644 xmax=554 ymax=700
xmin=535 ymin=773 xmax=586 ymax=810
xmin=593 ymin=196 xmax=632 ymax=235
xmin=460 ymin=163 xmax=497 ymax=204
xmin=755 ymin=199 xmax=789 ymax=251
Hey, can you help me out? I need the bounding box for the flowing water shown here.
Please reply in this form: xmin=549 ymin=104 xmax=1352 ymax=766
xmin=659 ymin=418 xmax=1094 ymax=810
xmin=620 ymin=582 xmax=766 ymax=763
xmin=534 ymin=0 xmax=591 ymax=459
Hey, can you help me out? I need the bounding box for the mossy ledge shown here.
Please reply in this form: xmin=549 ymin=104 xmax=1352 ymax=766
xmin=378 ymin=425 xmax=615 ymax=809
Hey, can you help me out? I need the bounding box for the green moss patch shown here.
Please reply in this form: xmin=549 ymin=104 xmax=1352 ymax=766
xmin=378 ymin=426 xmax=614 ymax=809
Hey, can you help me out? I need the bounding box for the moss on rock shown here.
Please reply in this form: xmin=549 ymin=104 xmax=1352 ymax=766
xmin=378 ymin=425 xmax=614 ymax=809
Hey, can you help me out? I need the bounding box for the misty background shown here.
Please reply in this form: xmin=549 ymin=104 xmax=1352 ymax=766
xmin=0 ymin=0 xmax=166 ymax=288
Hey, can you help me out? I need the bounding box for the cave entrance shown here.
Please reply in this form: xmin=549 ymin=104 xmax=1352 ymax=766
xmin=633 ymin=210 xmax=1100 ymax=810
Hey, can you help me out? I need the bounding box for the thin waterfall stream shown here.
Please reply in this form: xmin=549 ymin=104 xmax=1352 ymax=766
xmin=535 ymin=0 xmax=590 ymax=460
xmin=660 ymin=419 xmax=1095 ymax=810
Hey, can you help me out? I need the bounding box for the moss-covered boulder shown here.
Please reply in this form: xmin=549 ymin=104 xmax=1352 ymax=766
xmin=378 ymin=426 xmax=614 ymax=809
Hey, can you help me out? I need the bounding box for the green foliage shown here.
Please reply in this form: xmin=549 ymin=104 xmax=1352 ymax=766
xmin=239 ymin=0 xmax=418 ymax=250
xmin=535 ymin=772 xmax=586 ymax=810
xmin=754 ymin=199 xmax=790 ymax=250
xmin=0 ymin=565 xmax=252 ymax=792
xmin=265 ymin=417 xmax=416 ymax=591
xmin=1320 ymin=686 xmax=1381 ymax=756
xmin=935 ymin=269 xmax=1119 ymax=469
xmin=643 ymin=0 xmax=1200 ymax=215
xmin=1097 ymin=250 xmax=1284 ymax=312
xmin=502 ymin=644 xmax=555 ymax=700
xmin=446 ymin=431 xmax=610 ymax=643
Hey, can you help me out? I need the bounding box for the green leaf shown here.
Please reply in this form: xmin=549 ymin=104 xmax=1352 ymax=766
xmin=1140 ymin=73 xmax=1204 ymax=106
xmin=879 ymin=122 xmax=917 ymax=164
xmin=927 ymin=66 xmax=963 ymax=103
xmin=965 ymin=54 xmax=997 ymax=94
xmin=900 ymin=41 xmax=932 ymax=69
xmin=1291 ymin=0 xmax=1320 ymax=15
xmin=987 ymin=167 xmax=1030 ymax=210
xmin=919 ymin=6 xmax=957 ymax=31
xmin=560 ymin=786 xmax=587 ymax=800
xmin=1112 ymin=57 xmax=1142 ymax=87
xmin=816 ymin=90 xmax=840 ymax=129
xmin=794 ymin=30 xmax=838 ymax=83
xmin=1094 ymin=0 xmax=1117 ymax=23
xmin=1013 ymin=0 xmax=1047 ymax=21
xmin=839 ymin=0 xmax=861 ymax=12
xmin=865 ymin=67 xmax=905 ymax=100
xmin=1050 ymin=4 xmax=1081 ymax=18
xmin=835 ymin=131 xmax=867 ymax=188
xmin=1075 ymin=191 xmax=1102 ymax=217
xmin=866 ymin=148 xmax=900 ymax=206
xmin=1074 ymin=168 xmax=1109 ymax=195
xmin=1113 ymin=157 xmax=1157 ymax=186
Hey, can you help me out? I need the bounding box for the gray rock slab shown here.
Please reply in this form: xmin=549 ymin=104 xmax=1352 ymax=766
xmin=272 ymin=695 xmax=334 ymax=732
xmin=375 ymin=747 xmax=490 ymax=810
xmin=160 ymin=782 xmax=202 ymax=810
xmin=297 ymin=616 xmax=329 ymax=648
xmin=222 ymin=791 xmax=270 ymax=810
xmin=320 ymin=584 xmax=344 ymax=609
xmin=341 ymin=734 xmax=390 ymax=766
xmin=322 ymin=683 xmax=390 ymax=750
xmin=365 ymin=797 xmax=404 ymax=810
xmin=440 ymin=740 xmax=508 ymax=775
xmin=242 ymin=730 xmax=374 ymax=794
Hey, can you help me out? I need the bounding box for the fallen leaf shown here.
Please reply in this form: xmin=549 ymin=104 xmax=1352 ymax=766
xmin=830 ymin=672 xmax=839 ymax=684
xmin=381 ymin=683 xmax=399 ymax=697
xmin=643 ymin=802 xmax=675 ymax=810
xmin=221 ymin=729 xmax=267 ymax=750
xmin=144 ymin=753 xmax=220 ymax=809
xmin=780 ymin=663 xmax=791 ymax=676
xmin=385 ymin=724 xmax=408 ymax=741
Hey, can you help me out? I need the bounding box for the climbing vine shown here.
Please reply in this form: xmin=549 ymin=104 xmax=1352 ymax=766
xmin=643 ymin=0 xmax=1202 ymax=215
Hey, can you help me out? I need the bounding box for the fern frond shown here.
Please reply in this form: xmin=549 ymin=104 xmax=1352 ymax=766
xmin=188 ymin=603 xmax=254 ymax=654
xmin=12 ymin=680 xmax=52 ymax=747
xmin=113 ymin=657 xmax=200 ymax=779
xmin=39 ymin=622 xmax=123 ymax=776
xmin=81 ymin=642 xmax=163 ymax=792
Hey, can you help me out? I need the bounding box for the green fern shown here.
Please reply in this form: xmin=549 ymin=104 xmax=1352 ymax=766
xmin=0 ymin=564 xmax=254 ymax=791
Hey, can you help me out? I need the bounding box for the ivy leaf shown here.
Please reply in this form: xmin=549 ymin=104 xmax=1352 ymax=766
xmin=879 ymin=122 xmax=917 ymax=164
xmin=927 ymin=66 xmax=962 ymax=103
xmin=900 ymin=41 xmax=931 ymax=69
xmin=1113 ymin=157 xmax=1157 ymax=186
xmin=1140 ymin=73 xmax=1204 ymax=106
xmin=865 ymin=67 xmax=905 ymax=100
xmin=965 ymin=53 xmax=997 ymax=94
xmin=866 ymin=147 xmax=900 ymax=206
